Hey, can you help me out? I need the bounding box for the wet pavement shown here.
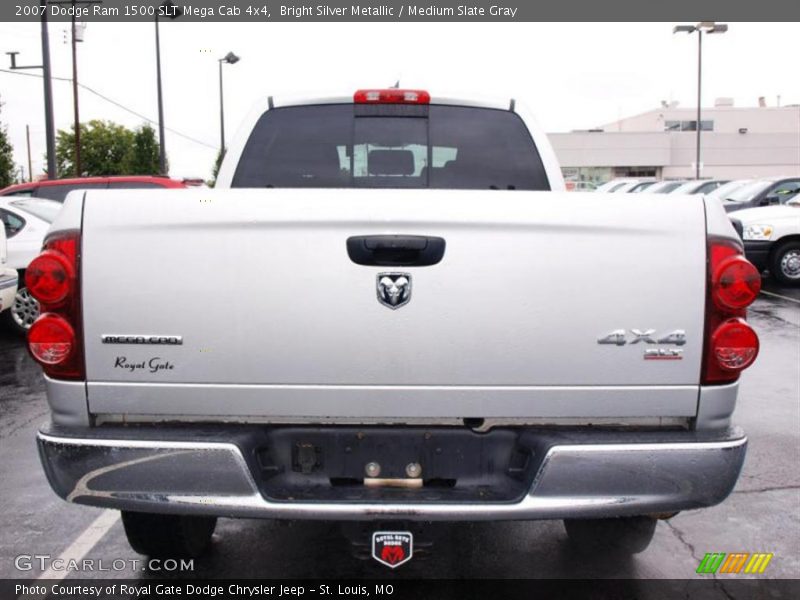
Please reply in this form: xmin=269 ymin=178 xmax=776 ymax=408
xmin=0 ymin=279 xmax=798 ymax=583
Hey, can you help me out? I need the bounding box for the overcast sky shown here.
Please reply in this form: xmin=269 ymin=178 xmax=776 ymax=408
xmin=0 ymin=22 xmax=797 ymax=179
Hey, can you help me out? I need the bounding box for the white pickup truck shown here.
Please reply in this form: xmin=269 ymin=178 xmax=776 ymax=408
xmin=30 ymin=90 xmax=762 ymax=563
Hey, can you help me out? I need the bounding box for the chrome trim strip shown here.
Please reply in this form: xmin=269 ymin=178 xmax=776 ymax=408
xmin=92 ymin=414 xmax=691 ymax=431
xmin=38 ymin=433 xmax=240 ymax=451
xmin=0 ymin=275 xmax=18 ymax=290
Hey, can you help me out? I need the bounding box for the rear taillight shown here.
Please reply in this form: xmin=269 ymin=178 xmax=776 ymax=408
xmin=710 ymin=318 xmax=759 ymax=371
xmin=28 ymin=315 xmax=75 ymax=365
xmin=711 ymin=254 xmax=761 ymax=311
xmin=702 ymin=240 xmax=760 ymax=384
xmin=353 ymin=89 xmax=430 ymax=104
xmin=26 ymin=230 xmax=84 ymax=380
xmin=26 ymin=250 xmax=75 ymax=305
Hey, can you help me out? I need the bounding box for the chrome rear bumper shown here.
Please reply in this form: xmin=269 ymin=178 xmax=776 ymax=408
xmin=37 ymin=426 xmax=747 ymax=521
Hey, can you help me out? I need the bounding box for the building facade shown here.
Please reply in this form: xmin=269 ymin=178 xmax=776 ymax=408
xmin=549 ymin=101 xmax=800 ymax=185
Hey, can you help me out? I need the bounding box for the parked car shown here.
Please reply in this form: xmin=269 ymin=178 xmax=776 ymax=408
xmin=627 ymin=181 xmax=657 ymax=193
xmin=721 ymin=177 xmax=800 ymax=213
xmin=706 ymin=179 xmax=753 ymax=202
xmin=668 ymin=180 xmax=729 ymax=195
xmin=731 ymin=200 xmax=800 ymax=286
xmin=0 ymin=198 xmax=62 ymax=332
xmin=0 ymin=223 xmax=19 ymax=316
xmin=595 ymin=178 xmax=654 ymax=193
xmin=637 ymin=180 xmax=688 ymax=194
xmin=31 ymin=89 xmax=759 ymax=561
xmin=0 ymin=175 xmax=189 ymax=203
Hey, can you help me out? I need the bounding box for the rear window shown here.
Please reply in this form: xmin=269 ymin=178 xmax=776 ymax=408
xmin=9 ymin=198 xmax=62 ymax=223
xmin=232 ymin=104 xmax=550 ymax=190
xmin=35 ymin=182 xmax=108 ymax=202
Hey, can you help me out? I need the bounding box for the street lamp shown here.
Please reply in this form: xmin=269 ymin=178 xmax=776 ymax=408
xmin=6 ymin=1 xmax=57 ymax=179
xmin=155 ymin=0 xmax=181 ymax=174
xmin=218 ymin=51 xmax=240 ymax=157
xmin=673 ymin=22 xmax=728 ymax=180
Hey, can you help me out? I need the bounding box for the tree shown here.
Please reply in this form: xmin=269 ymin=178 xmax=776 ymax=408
xmin=127 ymin=125 xmax=160 ymax=175
xmin=0 ymin=95 xmax=15 ymax=188
xmin=55 ymin=120 xmax=164 ymax=177
xmin=209 ymin=149 xmax=225 ymax=187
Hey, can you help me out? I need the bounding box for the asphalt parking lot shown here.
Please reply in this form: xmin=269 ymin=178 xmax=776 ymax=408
xmin=0 ymin=279 xmax=798 ymax=583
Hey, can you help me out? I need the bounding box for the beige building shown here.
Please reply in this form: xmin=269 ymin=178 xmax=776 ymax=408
xmin=550 ymin=100 xmax=800 ymax=185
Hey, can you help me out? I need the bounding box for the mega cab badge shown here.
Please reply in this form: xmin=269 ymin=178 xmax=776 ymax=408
xmin=372 ymin=531 xmax=413 ymax=568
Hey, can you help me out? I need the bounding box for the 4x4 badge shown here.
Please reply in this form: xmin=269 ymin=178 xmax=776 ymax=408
xmin=372 ymin=531 xmax=413 ymax=568
xmin=377 ymin=273 xmax=411 ymax=309
xmin=597 ymin=329 xmax=686 ymax=346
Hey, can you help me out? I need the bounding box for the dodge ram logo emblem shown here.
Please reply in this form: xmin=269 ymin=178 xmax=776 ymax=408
xmin=377 ymin=273 xmax=411 ymax=309
xmin=372 ymin=531 xmax=413 ymax=568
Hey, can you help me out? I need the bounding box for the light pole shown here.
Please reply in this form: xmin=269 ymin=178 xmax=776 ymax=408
xmin=49 ymin=1 xmax=100 ymax=177
xmin=155 ymin=0 xmax=181 ymax=174
xmin=6 ymin=1 xmax=57 ymax=179
xmin=218 ymin=52 xmax=240 ymax=157
xmin=673 ymin=22 xmax=728 ymax=180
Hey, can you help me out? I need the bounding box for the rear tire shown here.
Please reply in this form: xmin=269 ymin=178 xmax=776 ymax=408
xmin=121 ymin=511 xmax=217 ymax=558
xmin=770 ymin=240 xmax=800 ymax=287
xmin=563 ymin=516 xmax=657 ymax=555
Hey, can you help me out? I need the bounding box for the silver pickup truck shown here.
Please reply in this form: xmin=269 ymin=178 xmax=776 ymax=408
xmin=30 ymin=90 xmax=762 ymax=562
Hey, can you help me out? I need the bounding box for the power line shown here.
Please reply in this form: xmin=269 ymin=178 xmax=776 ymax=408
xmin=0 ymin=67 xmax=217 ymax=150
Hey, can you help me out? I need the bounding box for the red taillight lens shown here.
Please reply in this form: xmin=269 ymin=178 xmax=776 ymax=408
xmin=28 ymin=314 xmax=75 ymax=365
xmin=354 ymin=89 xmax=430 ymax=104
xmin=710 ymin=318 xmax=759 ymax=372
xmin=25 ymin=251 xmax=75 ymax=305
xmin=702 ymin=239 xmax=760 ymax=385
xmin=26 ymin=230 xmax=84 ymax=380
xmin=712 ymin=255 xmax=761 ymax=311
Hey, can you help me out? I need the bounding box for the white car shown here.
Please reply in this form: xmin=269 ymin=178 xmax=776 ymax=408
xmin=707 ymin=179 xmax=753 ymax=202
xmin=0 ymin=222 xmax=19 ymax=315
xmin=595 ymin=178 xmax=654 ymax=193
xmin=733 ymin=200 xmax=800 ymax=286
xmin=0 ymin=197 xmax=62 ymax=332
xmin=635 ymin=180 xmax=688 ymax=194
xmin=668 ymin=179 xmax=729 ymax=195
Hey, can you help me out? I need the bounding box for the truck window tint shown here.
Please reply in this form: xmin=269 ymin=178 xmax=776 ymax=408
xmin=232 ymin=104 xmax=550 ymax=190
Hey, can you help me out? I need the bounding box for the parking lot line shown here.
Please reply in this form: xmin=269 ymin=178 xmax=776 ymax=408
xmin=760 ymin=290 xmax=800 ymax=304
xmin=37 ymin=510 xmax=120 ymax=581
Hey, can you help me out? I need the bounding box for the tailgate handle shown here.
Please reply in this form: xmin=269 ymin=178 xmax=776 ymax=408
xmin=347 ymin=235 xmax=446 ymax=267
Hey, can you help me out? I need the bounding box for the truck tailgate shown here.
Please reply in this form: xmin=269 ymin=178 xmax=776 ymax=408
xmin=81 ymin=189 xmax=706 ymax=419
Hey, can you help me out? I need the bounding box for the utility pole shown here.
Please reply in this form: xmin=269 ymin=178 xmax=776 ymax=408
xmin=71 ymin=1 xmax=81 ymax=176
xmin=154 ymin=1 xmax=181 ymax=174
xmin=41 ymin=1 xmax=57 ymax=179
xmin=26 ymin=125 xmax=33 ymax=182
xmin=6 ymin=5 xmax=56 ymax=180
xmin=155 ymin=16 xmax=166 ymax=174
xmin=47 ymin=1 xmax=98 ymax=176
